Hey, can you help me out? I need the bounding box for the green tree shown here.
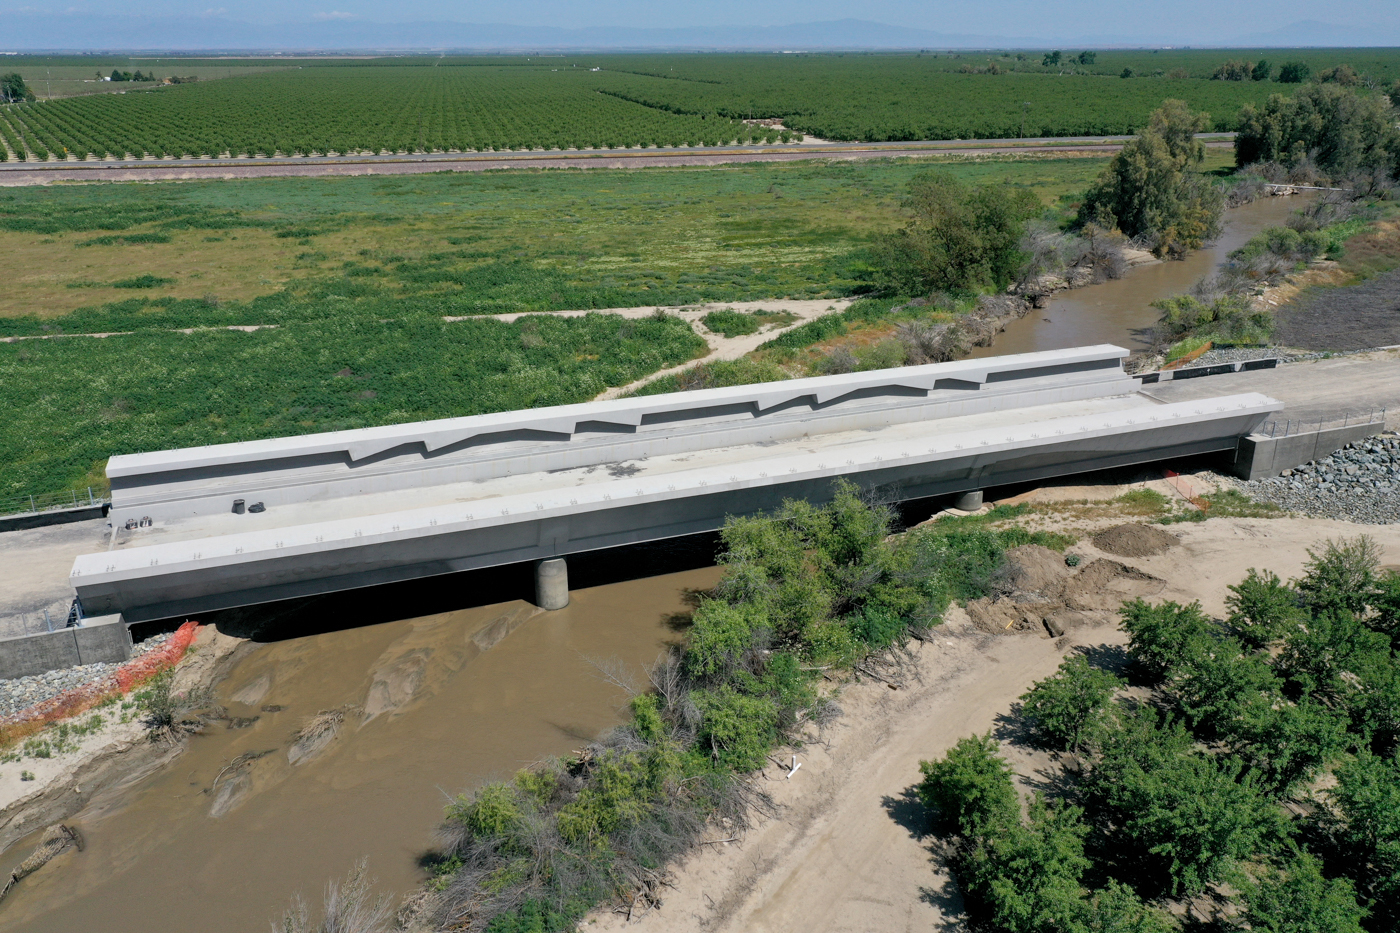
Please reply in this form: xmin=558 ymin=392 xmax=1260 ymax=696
xmin=1253 ymin=60 xmax=1273 ymax=81
xmin=1078 ymin=100 xmax=1224 ymax=256
xmin=1318 ymin=64 xmax=1361 ymax=88
xmin=1043 ymin=51 xmax=1063 ymax=67
xmin=1227 ymin=568 xmax=1303 ymax=648
xmin=1213 ymin=60 xmax=1252 ymax=81
xmin=1244 ymin=850 xmax=1368 ymax=933
xmin=1019 ymin=655 xmax=1123 ymax=752
xmin=873 ymin=170 xmax=1040 ymax=295
xmin=1120 ymin=597 xmax=1214 ymax=683
xmin=1278 ymin=61 xmax=1312 ymax=83
xmin=1084 ymin=881 xmax=1175 ymax=933
xmin=1077 ymin=51 xmax=1097 ymax=66
xmin=1297 ymin=536 xmax=1382 ymax=617
xmin=1236 ymin=85 xmax=1400 ymax=178
xmin=958 ymin=795 xmax=1091 ymax=933
xmin=1330 ymin=750 xmax=1400 ymax=927
xmin=0 ymin=72 xmax=34 ymax=103
xmin=918 ymin=733 xmax=1019 ymax=837
xmin=1091 ymin=710 xmax=1283 ymax=895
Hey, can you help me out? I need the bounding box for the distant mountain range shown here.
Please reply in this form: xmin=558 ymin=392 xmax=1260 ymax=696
xmin=3 ymin=14 xmax=1397 ymax=52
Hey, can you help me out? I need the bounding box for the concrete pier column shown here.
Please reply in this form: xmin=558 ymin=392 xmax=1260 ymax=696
xmin=953 ymin=490 xmax=984 ymax=511
xmin=535 ymin=558 xmax=569 ymax=610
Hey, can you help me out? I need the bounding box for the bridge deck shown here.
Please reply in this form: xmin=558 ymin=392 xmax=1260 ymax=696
xmin=71 ymin=347 xmax=1281 ymax=622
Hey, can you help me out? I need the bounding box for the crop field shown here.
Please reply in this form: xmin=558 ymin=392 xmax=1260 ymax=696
xmin=2 ymin=48 xmax=1389 ymax=160
xmin=0 ymin=152 xmax=1160 ymax=495
xmin=0 ymin=66 xmax=790 ymax=162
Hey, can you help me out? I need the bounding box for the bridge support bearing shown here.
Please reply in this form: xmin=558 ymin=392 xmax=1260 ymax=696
xmin=535 ymin=558 xmax=569 ymax=611
xmin=953 ymin=490 xmax=984 ymax=511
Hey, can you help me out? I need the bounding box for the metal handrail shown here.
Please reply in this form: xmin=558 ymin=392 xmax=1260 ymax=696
xmin=1257 ymin=409 xmax=1386 ymax=439
xmin=0 ymin=487 xmax=106 ymax=517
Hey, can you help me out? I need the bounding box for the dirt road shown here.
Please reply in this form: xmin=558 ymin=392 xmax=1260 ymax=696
xmin=0 ymin=138 xmax=1234 ymax=187
xmin=592 ymin=510 xmax=1400 ymax=933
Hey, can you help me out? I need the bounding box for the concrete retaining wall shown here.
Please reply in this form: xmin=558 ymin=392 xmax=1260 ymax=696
xmin=0 ymin=504 xmax=106 ymax=534
xmin=1232 ymin=423 xmax=1384 ymax=481
xmin=1137 ymin=358 xmax=1279 ymax=384
xmin=0 ymin=615 xmax=130 ymax=681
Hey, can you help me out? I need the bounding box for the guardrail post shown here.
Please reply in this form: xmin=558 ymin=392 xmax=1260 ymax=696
xmin=28 ymin=494 xmax=34 ymax=513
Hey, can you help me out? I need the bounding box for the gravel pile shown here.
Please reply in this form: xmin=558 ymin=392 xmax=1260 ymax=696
xmin=1190 ymin=347 xmax=1283 ymax=366
xmin=1239 ymin=434 xmax=1400 ymax=525
xmin=0 ymin=633 xmax=173 ymax=718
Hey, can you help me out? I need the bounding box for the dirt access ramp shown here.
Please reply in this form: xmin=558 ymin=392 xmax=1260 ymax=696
xmin=590 ymin=515 xmax=1400 ymax=933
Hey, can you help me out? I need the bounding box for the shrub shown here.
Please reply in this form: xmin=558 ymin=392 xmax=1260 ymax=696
xmin=1018 ymin=655 xmax=1123 ymax=752
xmin=1226 ymin=568 xmax=1303 ymax=648
xmin=1120 ymin=598 xmax=1215 ymax=683
xmin=1277 ymin=62 xmax=1311 ymax=84
xmin=1296 ymin=536 xmax=1381 ymax=617
xmin=1245 ymin=850 xmax=1367 ymax=933
xmin=701 ymin=309 xmax=760 ymax=338
xmin=917 ymin=733 xmax=1019 ymax=837
xmin=693 ymin=686 xmax=779 ymax=771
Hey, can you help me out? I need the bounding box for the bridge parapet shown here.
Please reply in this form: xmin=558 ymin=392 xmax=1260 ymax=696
xmin=75 ymin=347 xmax=1280 ymax=623
xmin=107 ymin=346 xmax=1134 ymax=526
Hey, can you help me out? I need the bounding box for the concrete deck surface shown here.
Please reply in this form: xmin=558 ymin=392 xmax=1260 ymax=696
xmin=1146 ymin=350 xmax=1400 ymax=429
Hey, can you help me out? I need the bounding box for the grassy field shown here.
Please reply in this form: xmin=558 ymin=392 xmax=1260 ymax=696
xmin=3 ymin=49 xmax=1388 ymax=159
xmin=0 ymin=152 xmax=1160 ymax=497
xmin=0 ymin=152 xmax=1147 ymax=325
xmin=0 ymin=55 xmax=293 ymax=100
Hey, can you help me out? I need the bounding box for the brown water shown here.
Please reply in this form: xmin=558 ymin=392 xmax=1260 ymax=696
xmin=0 ymin=567 xmax=720 ymax=933
xmin=970 ymin=195 xmax=1307 ymax=358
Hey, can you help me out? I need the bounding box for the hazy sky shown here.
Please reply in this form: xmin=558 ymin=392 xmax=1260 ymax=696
xmin=7 ymin=0 xmax=1397 ymax=34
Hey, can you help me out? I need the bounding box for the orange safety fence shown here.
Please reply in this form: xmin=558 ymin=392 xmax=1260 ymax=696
xmin=0 ymin=621 xmax=201 ymax=748
xmin=1163 ymin=470 xmax=1211 ymax=512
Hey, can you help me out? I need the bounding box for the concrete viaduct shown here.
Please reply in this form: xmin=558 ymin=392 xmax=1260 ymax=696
xmin=71 ymin=346 xmax=1281 ymax=623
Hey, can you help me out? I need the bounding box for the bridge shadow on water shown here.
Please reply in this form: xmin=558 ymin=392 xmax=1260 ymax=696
xmin=129 ymin=531 xmax=724 ymax=644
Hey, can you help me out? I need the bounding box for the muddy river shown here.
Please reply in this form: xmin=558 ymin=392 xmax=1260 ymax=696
xmin=971 ymin=194 xmax=1307 ymax=358
xmin=1 ymin=567 xmax=721 ymax=933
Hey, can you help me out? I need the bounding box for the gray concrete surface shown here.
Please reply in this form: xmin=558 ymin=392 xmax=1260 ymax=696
xmin=0 ymin=519 xmax=109 ymax=638
xmin=69 ymin=347 xmax=1280 ymax=623
xmin=0 ymin=615 xmax=131 ymax=680
xmin=1145 ymin=350 xmax=1400 ymax=430
xmin=535 ymin=559 xmax=570 ymax=611
xmin=1233 ymin=422 xmax=1385 ymax=481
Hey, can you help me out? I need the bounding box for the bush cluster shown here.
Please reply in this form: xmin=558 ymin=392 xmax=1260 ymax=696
xmin=920 ymin=537 xmax=1400 ymax=933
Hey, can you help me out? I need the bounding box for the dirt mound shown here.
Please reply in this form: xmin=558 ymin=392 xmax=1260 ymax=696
xmin=1062 ymin=559 xmax=1165 ymax=612
xmin=1000 ymin=544 xmax=1070 ymax=597
xmin=1092 ymin=523 xmax=1179 ymax=559
xmin=971 ymin=553 xmax=1162 ymax=635
xmin=967 ymin=596 xmax=1057 ymax=635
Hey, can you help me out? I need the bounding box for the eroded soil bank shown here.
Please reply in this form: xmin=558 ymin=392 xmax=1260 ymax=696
xmin=0 ymin=567 xmax=720 ymax=933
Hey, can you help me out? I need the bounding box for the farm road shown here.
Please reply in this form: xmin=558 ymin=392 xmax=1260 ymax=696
xmin=0 ymin=135 xmax=1235 ymax=186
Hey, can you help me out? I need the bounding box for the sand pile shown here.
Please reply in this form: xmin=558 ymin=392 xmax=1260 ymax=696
xmin=967 ymin=549 xmax=1164 ymax=637
xmin=1092 ymin=523 xmax=1180 ymax=558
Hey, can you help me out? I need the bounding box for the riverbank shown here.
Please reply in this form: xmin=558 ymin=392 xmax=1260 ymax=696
xmin=589 ymin=506 xmax=1400 ymax=933
xmin=0 ymin=624 xmax=243 ymax=858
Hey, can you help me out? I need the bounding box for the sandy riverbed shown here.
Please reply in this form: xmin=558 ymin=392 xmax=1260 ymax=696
xmin=592 ymin=508 xmax=1400 ymax=933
